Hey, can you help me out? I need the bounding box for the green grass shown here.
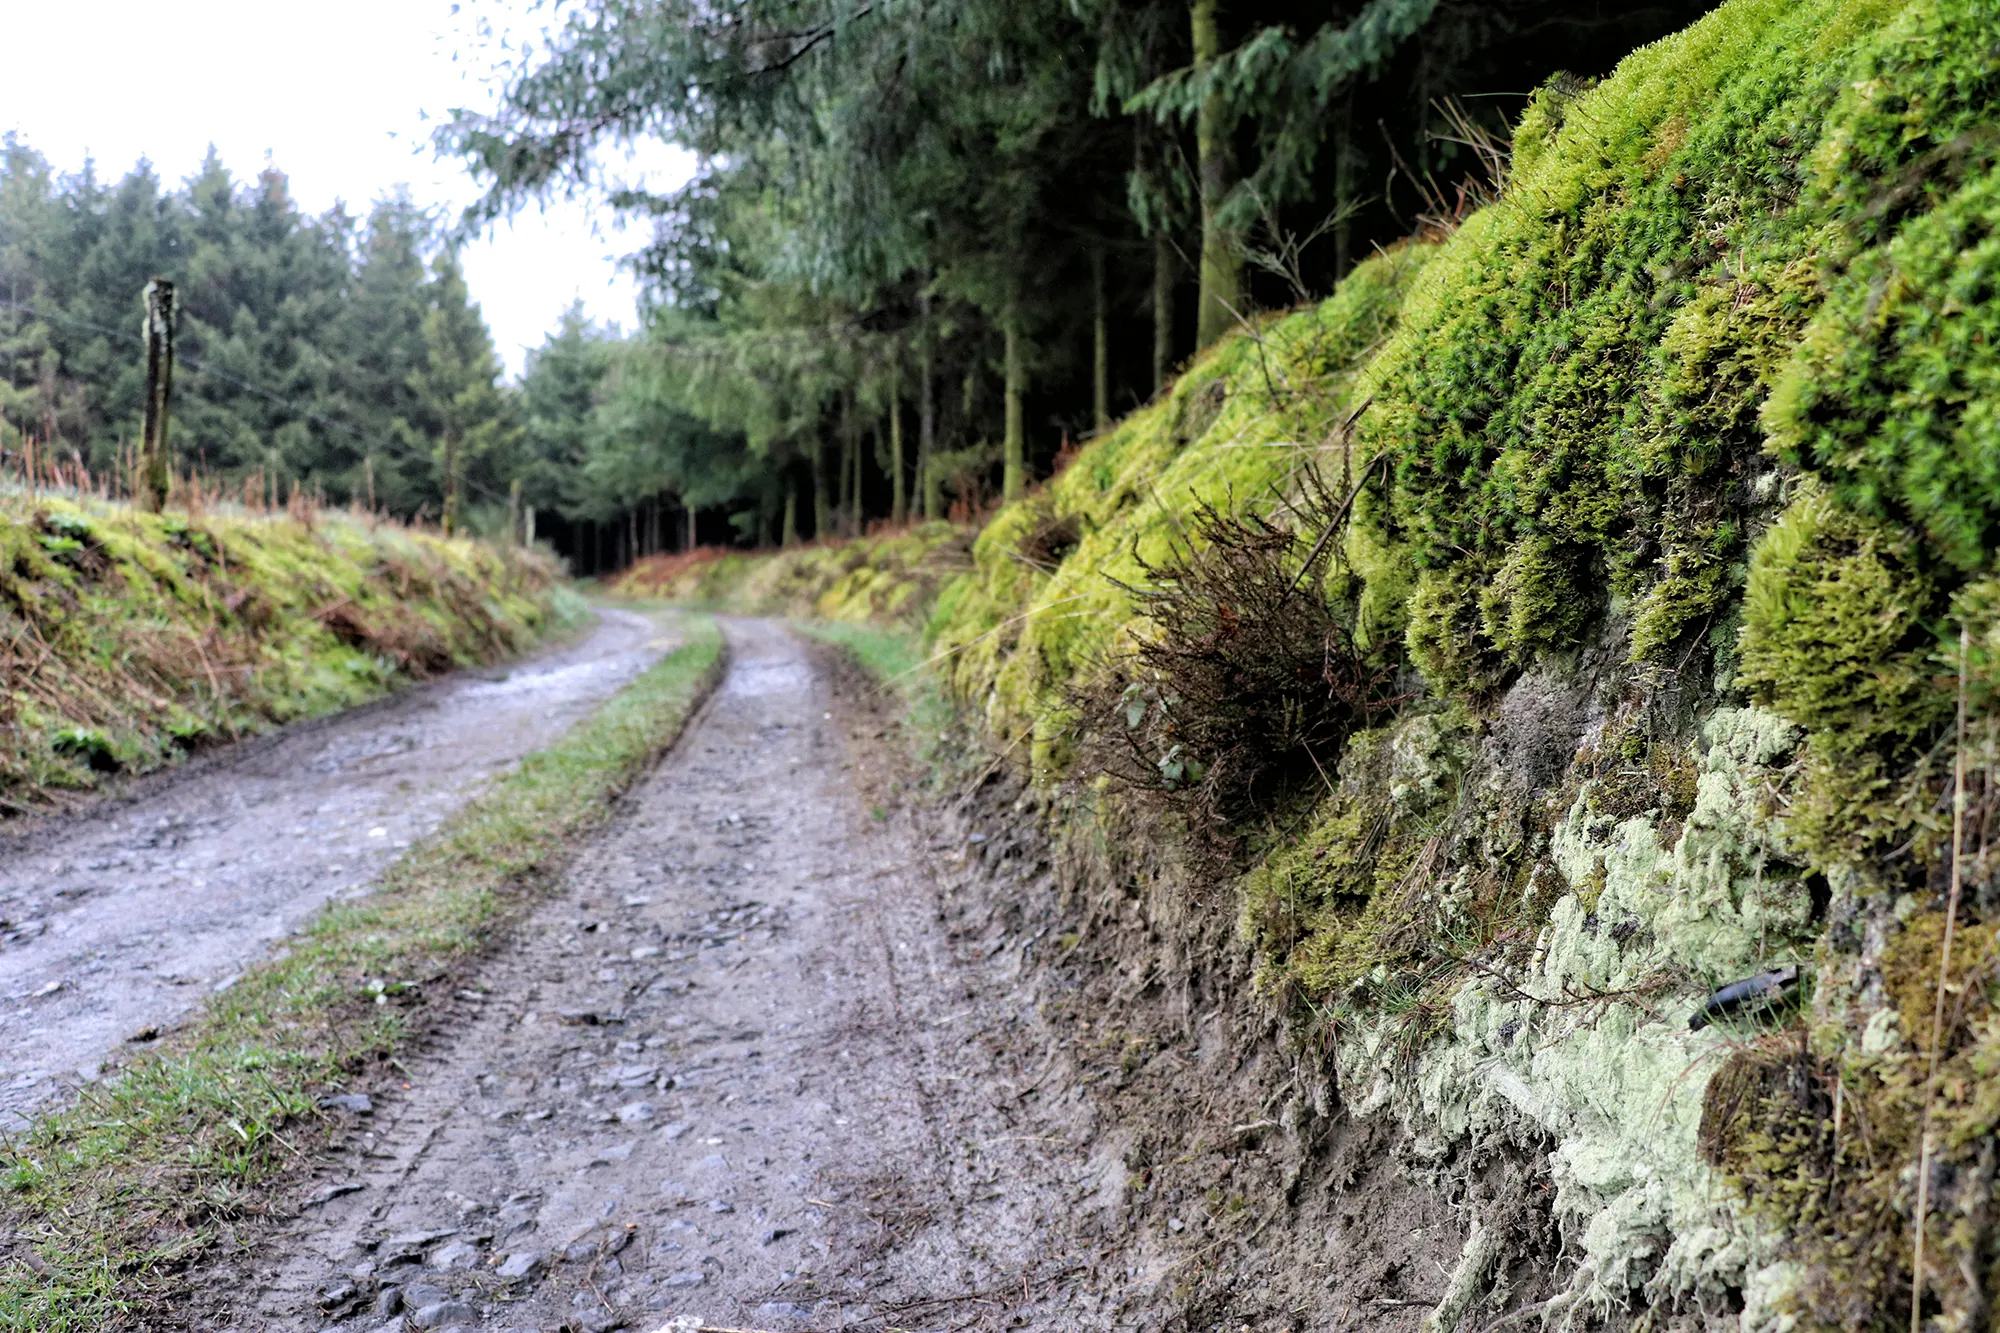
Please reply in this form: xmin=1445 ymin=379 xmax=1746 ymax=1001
xmin=799 ymin=620 xmax=960 ymax=779
xmin=0 ymin=614 xmax=725 ymax=1331
xmin=0 ymin=493 xmax=564 ymax=813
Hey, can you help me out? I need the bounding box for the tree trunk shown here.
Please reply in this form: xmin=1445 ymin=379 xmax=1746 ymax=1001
xmin=1192 ymin=0 xmax=1239 ymax=349
xmin=782 ymin=485 xmax=798 ymax=547
xmin=685 ymin=503 xmax=695 ymax=552
xmin=837 ymin=396 xmax=855 ymax=537
xmin=1003 ymin=298 xmax=1026 ymax=502
xmin=1092 ymin=247 xmax=1110 ymax=433
xmin=890 ymin=355 xmax=907 ymax=524
xmin=509 ymin=478 xmax=522 ymax=546
xmin=1153 ymin=231 xmax=1175 ymax=395
xmin=919 ymin=291 xmax=940 ymax=520
xmin=812 ymin=437 xmax=830 ymax=539
xmin=1333 ymin=89 xmax=1357 ymax=282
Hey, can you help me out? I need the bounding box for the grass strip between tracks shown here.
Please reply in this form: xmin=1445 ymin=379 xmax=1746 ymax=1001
xmin=0 ymin=613 xmax=726 ymax=1332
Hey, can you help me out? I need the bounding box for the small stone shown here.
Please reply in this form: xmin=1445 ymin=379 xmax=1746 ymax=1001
xmin=364 ymin=1320 xmax=406 ymax=1333
xmin=317 ymin=1278 xmax=358 ymax=1309
xmin=319 ymin=1093 xmax=373 ymax=1114
xmin=428 ymin=1240 xmax=479 ymax=1270
xmin=756 ymin=1302 xmax=815 ymax=1321
xmin=401 ymin=1282 xmax=448 ymax=1311
xmin=310 ymin=1180 xmax=367 ymax=1206
xmin=761 ymin=1227 xmax=796 ymax=1244
xmin=381 ymin=1229 xmax=456 ymax=1252
xmin=495 ymin=1250 xmax=545 ymax=1280
xmin=579 ymin=1311 xmax=629 ymax=1333
xmin=407 ymin=1300 xmax=476 ymax=1329
xmin=663 ymin=1121 xmax=692 ymax=1141
xmin=564 ymin=1240 xmax=597 ymax=1263
xmin=1167 ymin=1217 xmax=1185 ymax=1233
xmin=661 ymin=1269 xmax=707 ymax=1288
xmin=372 ymin=1285 xmax=404 ymax=1318
xmin=615 ymin=1101 xmax=655 ymax=1124
xmin=706 ymin=1199 xmax=735 ymax=1214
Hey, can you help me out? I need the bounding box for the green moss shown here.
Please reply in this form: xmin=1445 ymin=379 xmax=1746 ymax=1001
xmin=0 ymin=495 xmax=559 ymax=813
xmin=1737 ymin=484 xmax=1949 ymax=861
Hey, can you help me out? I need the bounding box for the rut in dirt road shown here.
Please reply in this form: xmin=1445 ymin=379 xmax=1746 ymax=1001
xmin=0 ymin=608 xmax=678 ymax=1131
xmin=218 ymin=618 xmax=1127 ymax=1333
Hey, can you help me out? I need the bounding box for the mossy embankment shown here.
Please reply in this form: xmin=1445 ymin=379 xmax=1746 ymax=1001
xmin=610 ymin=520 xmax=970 ymax=626
xmin=634 ymin=0 xmax=2000 ymax=1324
xmin=0 ymin=492 xmax=564 ymax=815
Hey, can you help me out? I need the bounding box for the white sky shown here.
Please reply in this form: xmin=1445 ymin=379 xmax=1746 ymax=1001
xmin=0 ymin=0 xmax=693 ymax=376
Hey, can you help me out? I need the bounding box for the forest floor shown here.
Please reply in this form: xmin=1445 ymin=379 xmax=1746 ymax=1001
xmin=0 ymin=608 xmax=677 ymax=1134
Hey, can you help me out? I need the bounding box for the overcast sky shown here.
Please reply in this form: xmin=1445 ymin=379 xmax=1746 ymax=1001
xmin=0 ymin=0 xmax=692 ymax=376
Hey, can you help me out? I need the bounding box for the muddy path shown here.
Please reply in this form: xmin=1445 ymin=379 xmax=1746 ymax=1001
xmin=0 ymin=607 xmax=679 ymax=1131
xmin=200 ymin=618 xmax=1146 ymax=1333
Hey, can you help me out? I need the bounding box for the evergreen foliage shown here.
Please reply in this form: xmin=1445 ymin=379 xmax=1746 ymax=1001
xmin=0 ymin=141 xmax=520 ymax=529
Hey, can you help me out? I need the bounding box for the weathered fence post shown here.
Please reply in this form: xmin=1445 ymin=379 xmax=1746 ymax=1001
xmin=139 ymin=278 xmax=176 ymax=513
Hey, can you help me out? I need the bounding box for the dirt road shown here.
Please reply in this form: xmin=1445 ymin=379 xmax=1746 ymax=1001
xmin=0 ymin=608 xmax=678 ymax=1132
xmin=203 ymin=618 xmax=1137 ymax=1333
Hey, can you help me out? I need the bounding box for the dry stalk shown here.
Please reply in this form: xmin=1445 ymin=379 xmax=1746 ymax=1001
xmin=1912 ymin=625 xmax=1971 ymax=1329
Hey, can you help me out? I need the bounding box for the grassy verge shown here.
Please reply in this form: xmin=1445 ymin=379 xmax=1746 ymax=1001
xmin=1 ymin=492 xmax=565 ymax=813
xmin=0 ymin=614 xmax=726 ymax=1331
xmin=798 ymin=621 xmax=959 ymax=780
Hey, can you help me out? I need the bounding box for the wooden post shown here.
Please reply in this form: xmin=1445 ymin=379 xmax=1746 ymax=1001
xmin=442 ymin=428 xmax=461 ymax=536
xmin=139 ymin=278 xmax=176 ymax=513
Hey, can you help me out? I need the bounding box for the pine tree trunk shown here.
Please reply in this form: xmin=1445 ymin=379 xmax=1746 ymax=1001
xmin=1333 ymin=90 xmax=1356 ymax=282
xmin=812 ymin=437 xmax=830 ymax=539
xmin=890 ymin=357 xmax=907 ymax=524
xmin=919 ymin=292 xmax=940 ymax=520
xmin=782 ymin=486 xmax=797 ymax=547
xmin=1092 ymin=248 xmax=1110 ymax=433
xmin=1192 ymin=0 xmax=1239 ymax=349
xmin=1154 ymin=231 xmax=1175 ymax=395
xmin=1003 ymin=300 xmax=1026 ymax=502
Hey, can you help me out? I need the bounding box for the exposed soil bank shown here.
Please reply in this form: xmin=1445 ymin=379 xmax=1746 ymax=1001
xmin=0 ymin=608 xmax=676 ymax=1132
